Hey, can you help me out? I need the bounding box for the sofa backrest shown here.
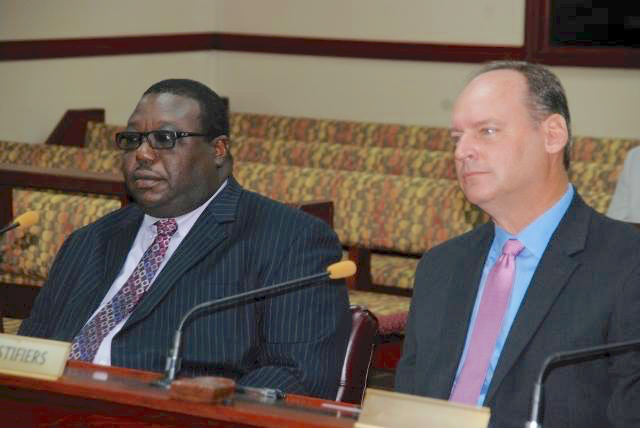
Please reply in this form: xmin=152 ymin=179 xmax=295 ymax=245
xmin=230 ymin=112 xmax=453 ymax=151
xmin=233 ymin=136 xmax=457 ymax=179
xmin=234 ymin=161 xmax=482 ymax=255
xmin=0 ymin=140 xmax=122 ymax=173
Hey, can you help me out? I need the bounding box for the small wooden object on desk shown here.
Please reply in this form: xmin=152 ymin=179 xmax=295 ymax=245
xmin=169 ymin=376 xmax=236 ymax=403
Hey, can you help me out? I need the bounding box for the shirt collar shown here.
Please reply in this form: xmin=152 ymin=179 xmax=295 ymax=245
xmin=493 ymin=183 xmax=574 ymax=259
xmin=141 ymin=179 xmax=229 ymax=237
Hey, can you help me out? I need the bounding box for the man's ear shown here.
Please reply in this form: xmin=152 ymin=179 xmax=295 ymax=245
xmin=211 ymin=136 xmax=229 ymax=166
xmin=542 ymin=113 xmax=569 ymax=155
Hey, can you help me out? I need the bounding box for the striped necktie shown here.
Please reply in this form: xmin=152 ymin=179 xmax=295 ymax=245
xmin=69 ymin=218 xmax=178 ymax=361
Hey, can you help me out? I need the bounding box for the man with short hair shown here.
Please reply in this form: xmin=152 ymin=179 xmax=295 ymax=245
xmin=20 ymin=79 xmax=351 ymax=399
xmin=395 ymin=62 xmax=640 ymax=427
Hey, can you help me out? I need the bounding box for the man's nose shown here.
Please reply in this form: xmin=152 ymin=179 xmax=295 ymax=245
xmin=135 ymin=140 xmax=157 ymax=163
xmin=454 ymin=133 xmax=475 ymax=160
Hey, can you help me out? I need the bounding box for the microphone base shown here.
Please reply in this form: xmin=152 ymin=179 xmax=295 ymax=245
xmin=152 ymin=376 xmax=173 ymax=389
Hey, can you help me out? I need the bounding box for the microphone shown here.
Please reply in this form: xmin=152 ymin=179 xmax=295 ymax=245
xmin=0 ymin=211 xmax=39 ymax=235
xmin=525 ymin=338 xmax=640 ymax=427
xmin=153 ymin=260 xmax=357 ymax=388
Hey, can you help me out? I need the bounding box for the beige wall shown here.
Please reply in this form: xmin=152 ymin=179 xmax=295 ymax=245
xmin=0 ymin=53 xmax=219 ymax=143
xmin=1 ymin=0 xmax=639 ymax=144
xmin=218 ymin=52 xmax=475 ymax=128
xmin=217 ymin=0 xmax=525 ymax=45
xmin=0 ymin=0 xmax=220 ymax=143
xmin=0 ymin=0 xmax=216 ymax=39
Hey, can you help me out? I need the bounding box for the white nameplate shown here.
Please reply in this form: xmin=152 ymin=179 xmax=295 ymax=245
xmin=0 ymin=333 xmax=70 ymax=380
xmin=356 ymin=388 xmax=490 ymax=428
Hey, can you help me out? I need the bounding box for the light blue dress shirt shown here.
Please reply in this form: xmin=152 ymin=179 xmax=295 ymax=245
xmin=453 ymin=184 xmax=575 ymax=405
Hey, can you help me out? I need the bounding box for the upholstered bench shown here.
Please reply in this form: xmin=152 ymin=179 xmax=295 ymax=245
xmin=229 ymin=112 xmax=453 ymax=151
xmin=572 ymin=135 xmax=640 ymax=165
xmin=233 ymin=161 xmax=481 ymax=292
xmin=233 ymin=136 xmax=456 ymax=179
xmin=568 ymin=160 xmax=621 ymax=214
xmin=0 ymin=163 xmax=127 ymax=327
xmin=0 ymin=140 xmax=125 ymax=328
xmin=0 ymin=140 xmax=122 ymax=174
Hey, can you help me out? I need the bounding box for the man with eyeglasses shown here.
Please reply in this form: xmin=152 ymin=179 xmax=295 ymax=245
xmin=19 ymin=79 xmax=351 ymax=400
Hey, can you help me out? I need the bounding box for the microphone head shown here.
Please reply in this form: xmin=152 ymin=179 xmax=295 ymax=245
xmin=14 ymin=211 xmax=39 ymax=229
xmin=327 ymin=260 xmax=357 ymax=279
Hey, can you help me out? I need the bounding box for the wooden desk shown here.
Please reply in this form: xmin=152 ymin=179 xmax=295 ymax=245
xmin=0 ymin=361 xmax=358 ymax=427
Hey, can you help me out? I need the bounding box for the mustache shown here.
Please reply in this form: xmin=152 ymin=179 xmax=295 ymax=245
xmin=128 ymin=167 xmax=162 ymax=180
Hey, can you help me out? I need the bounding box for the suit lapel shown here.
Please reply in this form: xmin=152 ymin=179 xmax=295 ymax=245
xmin=59 ymin=207 xmax=143 ymax=339
xmin=485 ymin=195 xmax=589 ymax=403
xmin=429 ymin=224 xmax=494 ymax=397
xmin=102 ymin=208 xmax=145 ymax=291
xmin=124 ymin=178 xmax=242 ymax=328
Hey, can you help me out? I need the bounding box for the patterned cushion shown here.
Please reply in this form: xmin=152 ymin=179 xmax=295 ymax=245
xmin=370 ymin=254 xmax=420 ymax=290
xmin=348 ymin=290 xmax=410 ymax=334
xmin=0 ymin=190 xmax=121 ymax=284
xmin=2 ymin=318 xmax=22 ymax=335
xmin=0 ymin=140 xmax=125 ymax=286
xmin=230 ymin=112 xmax=453 ymax=151
xmin=571 ymin=136 xmax=640 ymax=165
xmin=0 ymin=140 xmax=122 ymax=173
xmin=233 ymin=137 xmax=457 ymax=179
xmin=85 ymin=121 xmax=123 ymax=151
xmin=340 ymin=250 xmax=419 ymax=290
xmin=0 ymin=271 xmax=44 ymax=287
xmin=578 ymin=189 xmax=613 ymax=214
xmin=235 ymin=162 xmax=482 ymax=254
xmin=570 ymin=160 xmax=622 ymax=196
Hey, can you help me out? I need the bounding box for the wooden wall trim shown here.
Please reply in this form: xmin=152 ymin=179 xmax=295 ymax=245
xmin=0 ymin=32 xmax=523 ymax=64
xmin=0 ymin=33 xmax=217 ymax=61
xmin=214 ymin=33 xmax=525 ymax=63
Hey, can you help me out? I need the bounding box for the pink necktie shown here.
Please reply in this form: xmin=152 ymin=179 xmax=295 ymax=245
xmin=449 ymin=239 xmax=525 ymax=405
xmin=69 ymin=218 xmax=178 ymax=361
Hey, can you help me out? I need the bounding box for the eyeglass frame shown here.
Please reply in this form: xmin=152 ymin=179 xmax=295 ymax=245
xmin=114 ymin=130 xmax=215 ymax=151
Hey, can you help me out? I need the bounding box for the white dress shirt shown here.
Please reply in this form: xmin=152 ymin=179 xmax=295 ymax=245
xmin=90 ymin=180 xmax=227 ymax=365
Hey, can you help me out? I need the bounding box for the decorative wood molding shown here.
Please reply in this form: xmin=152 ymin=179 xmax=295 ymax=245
xmin=0 ymin=33 xmax=216 ymax=61
xmin=0 ymin=32 xmax=523 ymax=64
xmin=524 ymin=0 xmax=640 ymax=68
xmin=214 ymin=33 xmax=525 ymax=63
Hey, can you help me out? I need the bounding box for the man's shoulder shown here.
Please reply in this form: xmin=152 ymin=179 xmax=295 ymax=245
xmin=559 ymin=195 xmax=640 ymax=272
xmin=585 ymin=203 xmax=640 ymax=249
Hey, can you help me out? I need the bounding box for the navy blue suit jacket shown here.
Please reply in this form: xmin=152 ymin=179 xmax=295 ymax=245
xmin=20 ymin=177 xmax=351 ymax=399
xmin=396 ymin=194 xmax=640 ymax=427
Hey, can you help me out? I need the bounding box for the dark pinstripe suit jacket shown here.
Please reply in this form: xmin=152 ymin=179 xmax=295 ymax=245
xmin=19 ymin=177 xmax=351 ymax=399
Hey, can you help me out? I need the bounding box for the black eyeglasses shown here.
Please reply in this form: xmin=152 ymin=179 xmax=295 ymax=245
xmin=114 ymin=130 xmax=208 ymax=150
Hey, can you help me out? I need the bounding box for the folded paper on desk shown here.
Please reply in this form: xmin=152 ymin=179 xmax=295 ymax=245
xmin=356 ymin=388 xmax=490 ymax=428
xmin=0 ymin=333 xmax=70 ymax=380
